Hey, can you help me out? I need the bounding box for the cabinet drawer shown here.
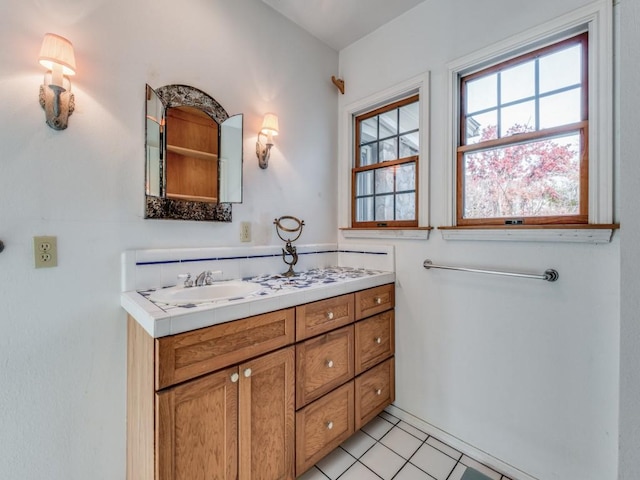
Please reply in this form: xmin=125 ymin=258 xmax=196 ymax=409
xmin=355 ymin=357 xmax=395 ymax=430
xmin=296 ymin=293 xmax=354 ymax=341
xmin=156 ymin=308 xmax=295 ymax=390
xmin=295 ymin=381 xmax=354 ymax=476
xmin=296 ymin=325 xmax=354 ymax=408
xmin=355 ymin=283 xmax=395 ymax=320
xmin=355 ymin=311 xmax=395 ymax=375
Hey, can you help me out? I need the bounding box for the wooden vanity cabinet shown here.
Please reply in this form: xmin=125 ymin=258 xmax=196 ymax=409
xmin=294 ymin=283 xmax=396 ymax=476
xmin=127 ymin=283 xmax=395 ymax=480
xmin=127 ymin=309 xmax=295 ymax=480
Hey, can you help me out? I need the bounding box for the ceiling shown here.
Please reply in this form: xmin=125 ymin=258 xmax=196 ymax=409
xmin=261 ymin=0 xmax=427 ymax=51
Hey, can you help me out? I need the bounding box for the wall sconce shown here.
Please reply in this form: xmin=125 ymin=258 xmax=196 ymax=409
xmin=38 ymin=33 xmax=76 ymax=130
xmin=255 ymin=113 xmax=279 ymax=169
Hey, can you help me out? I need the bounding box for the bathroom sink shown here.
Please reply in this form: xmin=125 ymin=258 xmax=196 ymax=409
xmin=149 ymin=280 xmax=262 ymax=306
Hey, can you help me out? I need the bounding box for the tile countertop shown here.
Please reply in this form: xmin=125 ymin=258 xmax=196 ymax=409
xmin=121 ymin=267 xmax=396 ymax=338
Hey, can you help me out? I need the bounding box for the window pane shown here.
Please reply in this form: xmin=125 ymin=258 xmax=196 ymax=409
xmin=463 ymin=133 xmax=580 ymax=219
xmin=466 ymin=74 xmax=497 ymax=114
xmin=380 ymin=137 xmax=398 ymax=162
xmin=540 ymin=44 xmax=582 ymax=94
xmin=397 ymin=163 xmax=416 ymax=191
xmin=396 ymin=193 xmax=415 ymax=220
xmin=500 ymin=100 xmax=535 ymax=137
xmin=360 ymin=117 xmax=377 ymax=144
xmin=501 ymin=61 xmax=535 ymax=104
xmin=379 ymin=111 xmax=397 ymax=138
xmin=375 ymin=166 xmax=394 ymax=194
xmin=355 ymin=170 xmax=373 ymax=196
xmin=399 ymin=102 xmax=419 ymax=133
xmin=356 ymin=197 xmax=374 ymax=222
xmin=360 ymin=143 xmax=378 ymax=166
xmin=375 ymin=194 xmax=394 ymax=221
xmin=539 ymin=88 xmax=581 ymax=129
xmin=466 ymin=110 xmax=498 ymax=144
xmin=399 ymin=132 xmax=419 ymax=158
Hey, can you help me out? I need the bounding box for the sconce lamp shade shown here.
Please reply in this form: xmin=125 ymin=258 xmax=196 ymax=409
xmin=39 ymin=33 xmax=76 ymax=75
xmin=260 ymin=113 xmax=279 ymax=137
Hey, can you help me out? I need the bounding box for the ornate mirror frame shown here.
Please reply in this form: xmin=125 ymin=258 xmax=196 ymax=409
xmin=144 ymin=84 xmax=242 ymax=222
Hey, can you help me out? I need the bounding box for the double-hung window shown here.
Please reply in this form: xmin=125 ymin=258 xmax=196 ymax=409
xmin=352 ymin=95 xmax=419 ymax=228
xmin=457 ymin=33 xmax=588 ymax=226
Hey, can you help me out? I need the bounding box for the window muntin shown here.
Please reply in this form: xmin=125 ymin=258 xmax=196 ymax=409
xmin=458 ymin=33 xmax=588 ymax=225
xmin=353 ymin=95 xmax=419 ymax=228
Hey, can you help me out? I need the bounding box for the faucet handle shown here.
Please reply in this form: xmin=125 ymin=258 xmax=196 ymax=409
xmin=203 ymin=270 xmax=223 ymax=285
xmin=177 ymin=273 xmax=193 ymax=287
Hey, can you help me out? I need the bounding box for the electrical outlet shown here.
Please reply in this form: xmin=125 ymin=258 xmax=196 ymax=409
xmin=240 ymin=222 xmax=251 ymax=242
xmin=34 ymin=236 xmax=58 ymax=268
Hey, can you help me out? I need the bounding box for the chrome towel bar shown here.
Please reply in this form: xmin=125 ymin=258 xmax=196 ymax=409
xmin=423 ymin=259 xmax=559 ymax=282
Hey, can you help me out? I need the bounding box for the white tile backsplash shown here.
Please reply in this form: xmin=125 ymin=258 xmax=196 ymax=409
xmin=123 ymin=243 xmax=394 ymax=292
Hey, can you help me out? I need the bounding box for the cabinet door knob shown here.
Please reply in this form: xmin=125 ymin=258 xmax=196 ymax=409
xmin=326 ymin=421 xmax=334 ymax=430
xmin=230 ymin=373 xmax=239 ymax=383
xmin=244 ymin=368 xmax=252 ymax=378
xmin=375 ymin=297 xmax=382 ymax=305
xmin=326 ymin=311 xmax=334 ymax=320
xmin=326 ymin=360 xmax=334 ymax=368
xmin=375 ymin=337 xmax=382 ymax=344
xmin=376 ymin=388 xmax=382 ymax=396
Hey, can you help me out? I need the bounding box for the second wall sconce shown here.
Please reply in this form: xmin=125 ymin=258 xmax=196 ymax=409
xmin=255 ymin=113 xmax=279 ymax=169
xmin=38 ymin=33 xmax=76 ymax=130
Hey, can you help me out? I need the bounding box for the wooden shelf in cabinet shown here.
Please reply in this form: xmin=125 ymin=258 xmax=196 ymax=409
xmin=166 ymin=144 xmax=218 ymax=162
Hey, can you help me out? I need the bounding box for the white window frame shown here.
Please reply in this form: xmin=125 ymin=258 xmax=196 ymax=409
xmin=444 ymin=0 xmax=614 ymax=243
xmin=339 ymin=72 xmax=431 ymax=240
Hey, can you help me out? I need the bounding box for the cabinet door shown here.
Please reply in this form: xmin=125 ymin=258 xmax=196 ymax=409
xmin=156 ymin=367 xmax=238 ymax=480
xmin=355 ymin=311 xmax=395 ymax=375
xmin=355 ymin=283 xmax=395 ymax=320
xmin=295 ymin=381 xmax=355 ymax=476
xmin=296 ymin=325 xmax=355 ymax=408
xmin=239 ymin=347 xmax=295 ymax=480
xmin=355 ymin=357 xmax=395 ymax=430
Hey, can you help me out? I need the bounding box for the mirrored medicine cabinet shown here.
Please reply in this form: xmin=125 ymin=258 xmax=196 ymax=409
xmin=145 ymin=84 xmax=243 ymax=221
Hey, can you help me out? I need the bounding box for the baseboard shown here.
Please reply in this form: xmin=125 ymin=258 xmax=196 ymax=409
xmin=384 ymin=405 xmax=540 ymax=480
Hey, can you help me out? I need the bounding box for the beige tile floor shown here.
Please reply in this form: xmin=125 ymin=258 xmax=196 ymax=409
xmin=298 ymin=410 xmax=513 ymax=480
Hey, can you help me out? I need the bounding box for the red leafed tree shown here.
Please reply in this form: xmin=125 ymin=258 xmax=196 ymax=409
xmin=464 ymin=124 xmax=580 ymax=218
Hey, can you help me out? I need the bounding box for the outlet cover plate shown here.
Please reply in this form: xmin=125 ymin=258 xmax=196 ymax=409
xmin=34 ymin=236 xmax=58 ymax=268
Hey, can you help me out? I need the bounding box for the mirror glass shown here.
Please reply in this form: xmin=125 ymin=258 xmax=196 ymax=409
xmin=144 ymin=84 xmax=243 ymax=221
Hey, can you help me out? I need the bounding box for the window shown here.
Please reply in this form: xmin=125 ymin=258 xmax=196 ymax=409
xmin=457 ymin=33 xmax=588 ymax=226
xmin=352 ymin=95 xmax=419 ymax=228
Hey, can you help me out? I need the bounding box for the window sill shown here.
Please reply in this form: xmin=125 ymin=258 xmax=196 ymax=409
xmin=437 ymin=224 xmax=619 ymax=244
xmin=340 ymin=227 xmax=432 ymax=240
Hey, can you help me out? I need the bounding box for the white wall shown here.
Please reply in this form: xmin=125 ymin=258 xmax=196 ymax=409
xmin=0 ymin=0 xmax=337 ymax=478
xmin=618 ymin=0 xmax=640 ymax=478
xmin=339 ymin=1 xmax=620 ymax=479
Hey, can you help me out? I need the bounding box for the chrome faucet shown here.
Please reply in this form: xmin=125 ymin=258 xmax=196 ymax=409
xmin=195 ymin=270 xmax=222 ymax=286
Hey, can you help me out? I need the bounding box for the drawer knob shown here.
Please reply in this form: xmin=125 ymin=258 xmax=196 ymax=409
xmin=326 ymin=311 xmax=334 ymax=320
xmin=244 ymin=368 xmax=252 ymax=378
xmin=375 ymin=337 xmax=382 ymax=344
xmin=230 ymin=373 xmax=239 ymax=383
xmin=376 ymin=388 xmax=382 ymax=396
xmin=326 ymin=421 xmax=334 ymax=430
xmin=375 ymin=297 xmax=382 ymax=305
xmin=326 ymin=360 xmax=334 ymax=368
